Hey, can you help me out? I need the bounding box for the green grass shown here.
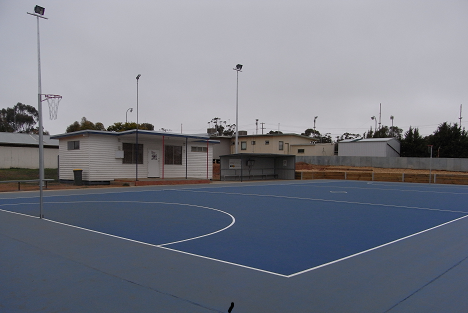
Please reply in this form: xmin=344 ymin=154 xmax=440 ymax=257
xmin=0 ymin=168 xmax=58 ymax=181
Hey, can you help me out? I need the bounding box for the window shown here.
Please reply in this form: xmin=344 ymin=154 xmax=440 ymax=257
xmin=265 ymin=140 xmax=269 ymax=145
xmin=251 ymin=141 xmax=256 ymax=145
xmin=241 ymin=141 xmax=247 ymax=150
xmin=165 ymin=145 xmax=182 ymax=165
xmin=122 ymin=143 xmax=143 ymax=164
xmin=67 ymin=141 xmax=80 ymax=150
xmin=298 ymin=149 xmax=305 ymax=153
xmin=279 ymin=141 xmax=284 ymax=151
xmin=191 ymin=146 xmax=207 ymax=153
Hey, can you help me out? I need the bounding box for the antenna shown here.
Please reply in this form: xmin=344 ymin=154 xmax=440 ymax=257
xmin=460 ymin=104 xmax=463 ymax=127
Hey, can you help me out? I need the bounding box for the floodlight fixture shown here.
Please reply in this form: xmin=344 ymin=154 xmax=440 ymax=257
xmin=34 ymin=5 xmax=45 ymax=15
xmin=136 ymin=74 xmax=141 ymax=80
xmin=235 ymin=64 xmax=243 ymax=71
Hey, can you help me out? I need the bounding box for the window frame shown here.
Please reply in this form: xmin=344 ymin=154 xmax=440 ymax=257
xmin=122 ymin=143 xmax=143 ymax=164
xmin=67 ymin=141 xmax=80 ymax=150
xmin=191 ymin=146 xmax=208 ymax=153
xmin=165 ymin=145 xmax=183 ymax=165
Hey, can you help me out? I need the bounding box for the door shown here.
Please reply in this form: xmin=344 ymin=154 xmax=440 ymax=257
xmin=147 ymin=149 xmax=160 ymax=178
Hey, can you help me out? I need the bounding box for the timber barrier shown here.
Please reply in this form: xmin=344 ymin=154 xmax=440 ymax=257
xmin=295 ymin=171 xmax=468 ymax=185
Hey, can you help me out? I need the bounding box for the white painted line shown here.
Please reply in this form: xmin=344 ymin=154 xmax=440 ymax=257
xmin=158 ymin=245 xmax=289 ymax=278
xmin=0 ymin=208 xmax=40 ymax=218
xmin=177 ymin=190 xmax=468 ymax=214
xmin=287 ymin=214 xmax=468 ymax=277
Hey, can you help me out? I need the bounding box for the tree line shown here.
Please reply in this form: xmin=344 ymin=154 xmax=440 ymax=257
xmin=65 ymin=117 xmax=155 ymax=133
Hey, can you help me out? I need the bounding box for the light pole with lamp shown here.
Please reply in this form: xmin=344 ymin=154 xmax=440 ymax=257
xmin=233 ymin=64 xmax=242 ymax=154
xmin=126 ymin=108 xmax=133 ymax=123
xmin=136 ymin=74 xmax=141 ymax=181
xmin=27 ymin=5 xmax=47 ymax=219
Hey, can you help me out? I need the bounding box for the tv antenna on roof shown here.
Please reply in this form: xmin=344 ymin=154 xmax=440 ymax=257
xmin=460 ymin=104 xmax=463 ymax=127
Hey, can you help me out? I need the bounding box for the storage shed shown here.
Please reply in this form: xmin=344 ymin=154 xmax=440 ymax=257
xmin=51 ymin=130 xmax=218 ymax=184
xmin=0 ymin=132 xmax=59 ymax=168
xmin=219 ymin=153 xmax=296 ymax=181
xmin=338 ymin=138 xmax=400 ymax=157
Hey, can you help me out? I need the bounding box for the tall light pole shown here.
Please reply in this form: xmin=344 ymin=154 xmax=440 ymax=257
xmin=27 ymin=5 xmax=47 ymax=219
xmin=371 ymin=116 xmax=377 ymax=134
xmin=126 ymin=108 xmax=133 ymax=123
xmin=233 ymin=64 xmax=242 ymax=154
xmin=136 ymin=74 xmax=141 ymax=181
xmin=314 ymin=116 xmax=318 ymax=132
xmin=390 ymin=115 xmax=394 ymax=137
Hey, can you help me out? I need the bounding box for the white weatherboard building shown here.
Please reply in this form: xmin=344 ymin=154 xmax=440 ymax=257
xmin=338 ymin=138 xmax=400 ymax=157
xmin=51 ymin=130 xmax=218 ymax=184
xmin=0 ymin=132 xmax=59 ymax=169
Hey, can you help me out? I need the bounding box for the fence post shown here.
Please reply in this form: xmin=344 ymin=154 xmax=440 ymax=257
xmin=402 ymin=173 xmax=405 ymax=182
xmin=345 ymin=172 xmax=347 ymax=180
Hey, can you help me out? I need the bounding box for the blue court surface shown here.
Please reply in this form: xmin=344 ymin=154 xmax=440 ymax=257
xmin=2 ymin=180 xmax=468 ymax=312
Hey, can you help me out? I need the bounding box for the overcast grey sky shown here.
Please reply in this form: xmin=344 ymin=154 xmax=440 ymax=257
xmin=1 ymin=0 xmax=467 ymax=138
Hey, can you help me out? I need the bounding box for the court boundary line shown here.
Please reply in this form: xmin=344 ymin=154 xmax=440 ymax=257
xmin=288 ymin=214 xmax=468 ymax=277
xmin=0 ymin=205 xmax=288 ymax=278
xmin=2 ymin=182 xmax=468 ymax=278
xmin=2 ymin=206 xmax=466 ymax=279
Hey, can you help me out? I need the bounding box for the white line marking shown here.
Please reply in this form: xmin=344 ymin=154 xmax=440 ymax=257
xmin=2 ymin=185 xmax=468 ymax=278
xmin=176 ymin=190 xmax=468 ymax=214
xmin=287 ymin=214 xmax=468 ymax=277
xmin=0 ymin=200 xmax=236 ymax=247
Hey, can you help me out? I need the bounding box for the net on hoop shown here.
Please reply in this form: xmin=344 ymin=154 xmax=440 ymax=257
xmin=42 ymin=94 xmax=62 ymax=120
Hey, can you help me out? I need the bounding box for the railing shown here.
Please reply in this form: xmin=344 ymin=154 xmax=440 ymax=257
xmin=0 ymin=179 xmax=55 ymax=191
xmin=296 ymin=171 xmax=468 ymax=185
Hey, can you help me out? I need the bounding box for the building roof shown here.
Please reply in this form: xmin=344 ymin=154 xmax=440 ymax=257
xmin=339 ymin=138 xmax=399 ymax=143
xmin=220 ymin=153 xmax=296 ymax=158
xmin=234 ymin=133 xmax=316 ymax=140
xmin=0 ymin=132 xmax=59 ymax=147
xmin=50 ymin=129 xmax=220 ymax=143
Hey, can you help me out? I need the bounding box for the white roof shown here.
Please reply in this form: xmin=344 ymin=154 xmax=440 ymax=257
xmin=339 ymin=138 xmax=398 ymax=143
xmin=0 ymin=132 xmax=59 ymax=147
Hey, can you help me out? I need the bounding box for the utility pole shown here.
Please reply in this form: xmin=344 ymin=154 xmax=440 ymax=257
xmin=256 ymin=119 xmax=259 ymax=135
xmin=378 ymin=103 xmax=382 ymax=130
xmin=261 ymin=122 xmax=265 ymax=134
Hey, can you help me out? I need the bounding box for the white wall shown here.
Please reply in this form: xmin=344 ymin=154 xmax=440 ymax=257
xmin=338 ymin=140 xmax=400 ymax=157
xmin=58 ymin=134 xmax=214 ymax=181
xmin=0 ymin=146 xmax=58 ymax=169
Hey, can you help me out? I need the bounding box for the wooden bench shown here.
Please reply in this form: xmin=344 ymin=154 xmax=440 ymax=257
xmin=0 ymin=179 xmax=55 ymax=191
